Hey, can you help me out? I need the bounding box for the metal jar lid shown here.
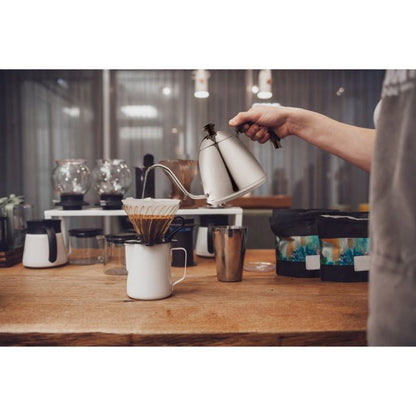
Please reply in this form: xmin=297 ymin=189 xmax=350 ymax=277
xmin=105 ymin=232 xmax=137 ymax=244
xmin=68 ymin=228 xmax=103 ymax=238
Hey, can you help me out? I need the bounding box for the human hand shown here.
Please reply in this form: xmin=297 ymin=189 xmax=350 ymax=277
xmin=229 ymin=105 xmax=291 ymax=144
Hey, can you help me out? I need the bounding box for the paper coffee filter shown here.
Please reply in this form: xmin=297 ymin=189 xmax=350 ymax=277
xmin=122 ymin=197 xmax=180 ymax=213
xmin=122 ymin=197 xmax=181 ymax=243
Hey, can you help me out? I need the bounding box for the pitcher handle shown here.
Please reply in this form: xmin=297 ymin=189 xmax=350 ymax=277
xmin=43 ymin=225 xmax=57 ymax=263
xmin=171 ymin=247 xmax=187 ymax=287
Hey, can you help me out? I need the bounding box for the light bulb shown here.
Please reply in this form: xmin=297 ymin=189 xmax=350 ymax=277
xmin=257 ymin=69 xmax=273 ymax=100
xmin=194 ymin=90 xmax=209 ymax=98
xmin=257 ymin=91 xmax=272 ymax=99
xmin=162 ymin=86 xmax=172 ymax=95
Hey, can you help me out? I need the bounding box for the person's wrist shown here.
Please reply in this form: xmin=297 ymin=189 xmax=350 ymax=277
xmin=279 ymin=107 xmax=300 ymax=137
xmin=285 ymin=107 xmax=314 ymax=138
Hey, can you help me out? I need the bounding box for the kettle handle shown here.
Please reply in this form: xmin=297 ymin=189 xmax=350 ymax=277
xmin=44 ymin=225 xmax=57 ymax=263
xmin=235 ymin=121 xmax=282 ymax=149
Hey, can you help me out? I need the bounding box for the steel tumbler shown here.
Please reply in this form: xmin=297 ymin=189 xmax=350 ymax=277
xmin=212 ymin=225 xmax=247 ymax=282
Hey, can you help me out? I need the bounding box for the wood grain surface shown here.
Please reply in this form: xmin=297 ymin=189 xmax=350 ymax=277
xmin=0 ymin=250 xmax=368 ymax=346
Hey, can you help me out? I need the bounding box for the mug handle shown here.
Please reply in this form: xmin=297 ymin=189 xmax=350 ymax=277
xmin=171 ymin=247 xmax=187 ymax=287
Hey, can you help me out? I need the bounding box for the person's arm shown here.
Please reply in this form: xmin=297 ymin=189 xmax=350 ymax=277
xmin=229 ymin=105 xmax=375 ymax=172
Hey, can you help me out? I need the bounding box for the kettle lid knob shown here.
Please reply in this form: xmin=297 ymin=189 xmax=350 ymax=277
xmin=203 ymin=123 xmax=216 ymax=139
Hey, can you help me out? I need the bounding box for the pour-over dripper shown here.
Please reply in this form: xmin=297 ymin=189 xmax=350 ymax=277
xmin=159 ymin=160 xmax=199 ymax=207
xmin=122 ymin=197 xmax=181 ymax=244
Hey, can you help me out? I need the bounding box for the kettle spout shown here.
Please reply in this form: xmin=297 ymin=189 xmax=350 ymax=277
xmin=143 ymin=164 xmax=206 ymax=201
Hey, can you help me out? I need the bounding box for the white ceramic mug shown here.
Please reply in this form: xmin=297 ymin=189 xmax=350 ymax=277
xmin=125 ymin=242 xmax=187 ymax=300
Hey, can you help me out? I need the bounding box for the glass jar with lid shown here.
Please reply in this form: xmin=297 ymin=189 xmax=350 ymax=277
xmin=68 ymin=228 xmax=104 ymax=265
xmin=104 ymin=232 xmax=137 ymax=275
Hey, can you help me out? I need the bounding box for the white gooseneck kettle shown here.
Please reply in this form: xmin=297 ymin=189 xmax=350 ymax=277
xmin=145 ymin=123 xmax=280 ymax=207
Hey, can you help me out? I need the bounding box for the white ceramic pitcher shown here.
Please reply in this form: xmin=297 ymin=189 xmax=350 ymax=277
xmin=125 ymin=242 xmax=187 ymax=300
xmin=23 ymin=219 xmax=68 ymax=268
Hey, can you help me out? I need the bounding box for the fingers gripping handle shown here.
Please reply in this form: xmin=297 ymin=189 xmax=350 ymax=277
xmin=235 ymin=121 xmax=282 ymax=149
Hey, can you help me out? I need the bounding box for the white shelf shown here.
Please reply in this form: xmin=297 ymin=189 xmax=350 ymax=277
xmin=44 ymin=208 xmax=126 ymax=217
xmin=44 ymin=206 xmax=243 ymax=225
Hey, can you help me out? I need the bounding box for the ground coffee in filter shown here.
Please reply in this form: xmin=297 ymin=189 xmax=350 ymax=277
xmin=122 ymin=198 xmax=180 ymax=244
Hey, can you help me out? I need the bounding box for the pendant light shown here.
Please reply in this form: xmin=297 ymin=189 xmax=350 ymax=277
xmin=193 ymin=69 xmax=210 ymax=98
xmin=257 ymin=69 xmax=273 ymax=99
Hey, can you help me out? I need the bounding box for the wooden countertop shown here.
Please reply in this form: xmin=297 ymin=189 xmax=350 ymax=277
xmin=0 ymin=250 xmax=368 ymax=346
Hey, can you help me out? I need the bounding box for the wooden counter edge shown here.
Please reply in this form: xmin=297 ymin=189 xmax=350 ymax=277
xmin=0 ymin=330 xmax=367 ymax=347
